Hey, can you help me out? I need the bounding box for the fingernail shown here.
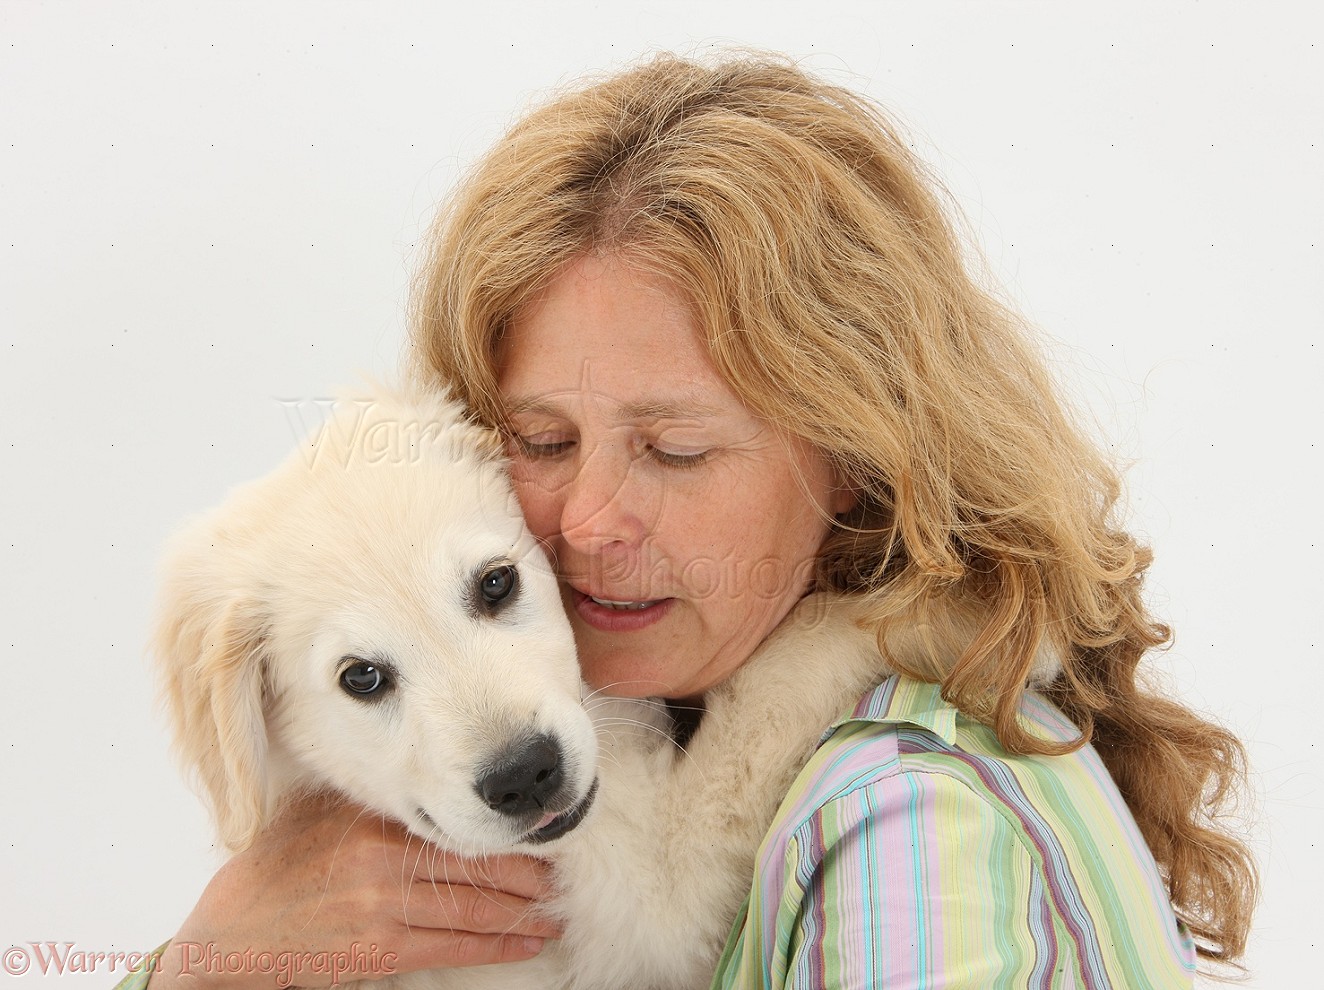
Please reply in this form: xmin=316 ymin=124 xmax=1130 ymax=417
xmin=523 ymin=937 xmax=545 ymax=954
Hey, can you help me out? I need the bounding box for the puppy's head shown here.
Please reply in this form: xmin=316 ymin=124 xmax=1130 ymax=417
xmin=154 ymin=386 xmax=596 ymax=854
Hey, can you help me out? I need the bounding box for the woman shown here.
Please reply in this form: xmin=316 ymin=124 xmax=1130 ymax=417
xmin=132 ymin=53 xmax=1255 ymax=988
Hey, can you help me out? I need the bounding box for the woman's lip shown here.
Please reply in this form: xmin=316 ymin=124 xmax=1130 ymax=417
xmin=570 ymin=588 xmax=674 ymax=632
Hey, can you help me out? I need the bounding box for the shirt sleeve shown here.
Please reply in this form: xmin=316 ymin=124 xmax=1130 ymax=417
xmin=109 ymin=942 xmax=169 ymax=990
xmin=783 ymin=770 xmax=1072 ymax=990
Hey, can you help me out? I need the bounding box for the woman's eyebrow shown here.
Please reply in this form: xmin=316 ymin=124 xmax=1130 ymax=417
xmin=503 ymin=395 xmax=727 ymax=421
xmin=617 ymin=399 xmax=725 ymax=421
xmin=502 ymin=396 xmax=561 ymax=419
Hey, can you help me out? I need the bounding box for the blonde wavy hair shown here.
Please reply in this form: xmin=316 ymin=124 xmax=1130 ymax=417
xmin=411 ymin=52 xmax=1256 ymax=964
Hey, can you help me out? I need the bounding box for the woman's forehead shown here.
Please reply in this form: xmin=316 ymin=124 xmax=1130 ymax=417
xmin=495 ymin=254 xmax=746 ymax=418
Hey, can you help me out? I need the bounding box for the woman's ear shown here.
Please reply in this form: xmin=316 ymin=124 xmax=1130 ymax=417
xmin=827 ymin=460 xmax=861 ymax=519
xmin=830 ymin=485 xmax=859 ymax=519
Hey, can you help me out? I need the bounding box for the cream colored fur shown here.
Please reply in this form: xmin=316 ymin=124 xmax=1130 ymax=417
xmin=155 ymin=384 xmax=1059 ymax=990
xmin=155 ymin=386 xmax=599 ymax=862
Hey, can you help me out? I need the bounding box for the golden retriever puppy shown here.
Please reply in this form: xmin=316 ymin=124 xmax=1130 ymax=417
xmin=155 ymin=386 xmax=603 ymax=858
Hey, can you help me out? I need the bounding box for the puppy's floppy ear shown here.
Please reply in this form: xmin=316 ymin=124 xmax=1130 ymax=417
xmin=154 ymin=572 xmax=271 ymax=853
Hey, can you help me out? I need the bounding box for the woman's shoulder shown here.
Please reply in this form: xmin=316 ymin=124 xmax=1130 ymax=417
xmin=736 ymin=675 xmax=1196 ymax=987
xmin=781 ymin=673 xmax=1145 ymax=848
xmin=795 ymin=671 xmax=1110 ymax=783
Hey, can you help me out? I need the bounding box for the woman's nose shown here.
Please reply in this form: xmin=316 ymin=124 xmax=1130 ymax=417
xmin=557 ymin=443 xmax=650 ymax=554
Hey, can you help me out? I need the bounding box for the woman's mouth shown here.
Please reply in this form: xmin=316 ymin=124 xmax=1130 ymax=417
xmin=571 ymin=588 xmax=674 ymax=631
xmin=588 ymin=595 xmax=663 ymax=611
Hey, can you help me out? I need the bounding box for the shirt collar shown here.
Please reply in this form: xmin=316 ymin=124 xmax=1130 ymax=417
xmin=822 ymin=674 xmax=958 ymax=746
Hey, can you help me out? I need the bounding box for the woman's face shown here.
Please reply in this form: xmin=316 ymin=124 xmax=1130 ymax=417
xmin=497 ymin=254 xmax=851 ymax=701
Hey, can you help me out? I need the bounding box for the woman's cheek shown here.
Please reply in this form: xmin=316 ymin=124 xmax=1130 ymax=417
xmin=509 ymin=468 xmax=561 ymax=541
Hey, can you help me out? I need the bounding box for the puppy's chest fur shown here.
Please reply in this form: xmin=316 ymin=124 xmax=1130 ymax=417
xmin=391 ymin=595 xmax=889 ymax=990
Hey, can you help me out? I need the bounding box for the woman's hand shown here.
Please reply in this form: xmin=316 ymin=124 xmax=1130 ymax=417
xmin=151 ymin=793 xmax=558 ymax=990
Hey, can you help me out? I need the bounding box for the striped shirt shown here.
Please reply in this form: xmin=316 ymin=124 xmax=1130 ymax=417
xmin=710 ymin=675 xmax=1195 ymax=989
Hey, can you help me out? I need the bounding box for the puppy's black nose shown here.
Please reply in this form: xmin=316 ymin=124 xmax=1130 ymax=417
xmin=476 ymin=734 xmax=564 ymax=816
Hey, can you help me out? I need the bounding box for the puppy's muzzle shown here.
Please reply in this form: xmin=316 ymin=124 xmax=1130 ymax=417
xmin=477 ymin=733 xmax=568 ymax=817
xmin=474 ymin=732 xmax=598 ymax=843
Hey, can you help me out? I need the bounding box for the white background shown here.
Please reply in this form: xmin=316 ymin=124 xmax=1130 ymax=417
xmin=1 ymin=1 xmax=1318 ymax=987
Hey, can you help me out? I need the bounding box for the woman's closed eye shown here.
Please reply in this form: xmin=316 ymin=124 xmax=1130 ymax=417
xmin=646 ymin=445 xmax=709 ymax=469
xmin=513 ymin=434 xmax=575 ymax=459
xmin=513 ymin=429 xmax=711 ymax=468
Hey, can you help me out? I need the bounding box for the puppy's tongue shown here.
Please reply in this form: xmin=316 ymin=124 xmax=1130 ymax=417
xmin=535 ymin=810 xmax=560 ymax=830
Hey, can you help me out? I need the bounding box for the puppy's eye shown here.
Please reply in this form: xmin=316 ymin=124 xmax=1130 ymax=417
xmin=340 ymin=660 xmax=389 ymax=697
xmin=478 ymin=564 xmax=518 ymax=609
